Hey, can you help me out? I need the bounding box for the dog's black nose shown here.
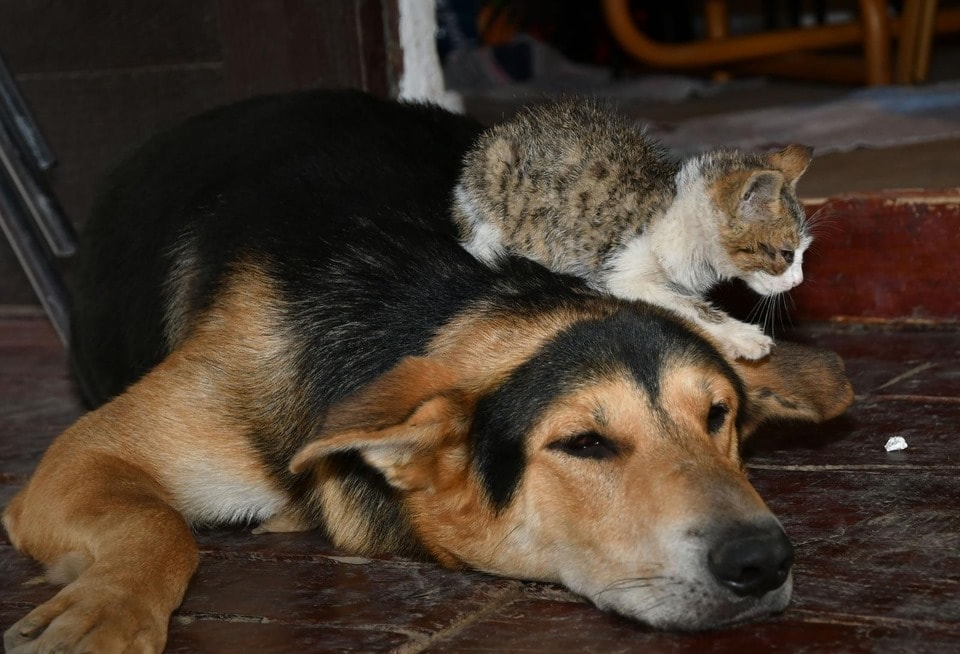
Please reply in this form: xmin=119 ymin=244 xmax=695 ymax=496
xmin=707 ymin=523 xmax=794 ymax=598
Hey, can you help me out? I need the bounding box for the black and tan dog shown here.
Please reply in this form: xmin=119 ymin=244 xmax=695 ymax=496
xmin=3 ymin=91 xmax=853 ymax=652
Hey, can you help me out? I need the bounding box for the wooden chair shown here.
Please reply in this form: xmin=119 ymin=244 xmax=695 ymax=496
xmin=602 ymin=0 xmax=960 ymax=85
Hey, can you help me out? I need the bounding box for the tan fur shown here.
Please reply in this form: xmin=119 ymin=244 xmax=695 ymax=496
xmin=731 ymin=341 xmax=855 ymax=439
xmin=3 ymin=272 xmax=854 ymax=648
xmin=506 ymin=374 xmax=770 ymax=589
xmin=658 ymin=361 xmax=742 ymax=462
xmin=3 ymin=264 xmax=300 ymax=652
xmin=290 ymin=330 xmax=854 ymax=624
xmin=425 ymin=298 xmax=619 ymax=393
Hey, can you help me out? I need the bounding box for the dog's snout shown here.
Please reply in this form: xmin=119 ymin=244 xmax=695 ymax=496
xmin=707 ymin=523 xmax=794 ymax=598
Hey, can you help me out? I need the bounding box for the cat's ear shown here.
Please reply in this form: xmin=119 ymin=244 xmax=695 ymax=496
xmin=738 ymin=170 xmax=784 ymax=222
xmin=767 ymin=144 xmax=813 ymax=188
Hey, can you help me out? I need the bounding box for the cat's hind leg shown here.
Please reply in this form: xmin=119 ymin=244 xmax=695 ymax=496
xmin=453 ymin=185 xmax=508 ymax=266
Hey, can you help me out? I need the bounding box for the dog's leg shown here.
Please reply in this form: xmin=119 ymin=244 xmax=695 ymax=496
xmin=3 ymin=334 xmax=286 ymax=653
xmin=252 ymin=510 xmax=313 ymax=535
xmin=3 ymin=428 xmax=198 ymax=654
xmin=733 ymin=341 xmax=855 ymax=437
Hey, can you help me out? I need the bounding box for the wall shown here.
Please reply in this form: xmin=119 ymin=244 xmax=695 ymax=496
xmin=0 ymin=0 xmax=401 ymax=304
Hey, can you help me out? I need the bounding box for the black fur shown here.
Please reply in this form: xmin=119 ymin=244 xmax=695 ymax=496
xmin=472 ymin=307 xmax=740 ymax=509
xmin=71 ymin=90 xmax=483 ymax=405
xmin=71 ymin=90 xmax=733 ymax=543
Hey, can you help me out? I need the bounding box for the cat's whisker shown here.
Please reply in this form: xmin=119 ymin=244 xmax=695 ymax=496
xmin=767 ymin=292 xmax=792 ymax=339
xmin=805 ymin=204 xmax=839 ymax=223
xmin=762 ymin=294 xmax=776 ymax=340
xmin=769 ymin=294 xmax=779 ymax=339
xmin=808 ymin=220 xmax=841 ymax=239
xmin=784 ymin=294 xmax=796 ymax=333
xmin=805 ymin=206 xmax=842 ymax=238
xmin=760 ymin=294 xmax=775 ymax=336
xmin=746 ymin=297 xmax=762 ymax=324
xmin=778 ymin=292 xmax=793 ymax=333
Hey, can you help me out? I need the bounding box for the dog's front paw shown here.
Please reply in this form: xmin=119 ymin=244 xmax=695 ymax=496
xmin=712 ymin=321 xmax=773 ymax=361
xmin=4 ymin=580 xmax=167 ymax=654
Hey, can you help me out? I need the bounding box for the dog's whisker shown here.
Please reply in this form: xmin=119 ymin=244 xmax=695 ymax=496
xmin=603 ymin=576 xmax=670 ymax=591
xmin=596 ymin=574 xmax=674 ymax=598
xmin=633 ymin=592 xmax=679 ymax=616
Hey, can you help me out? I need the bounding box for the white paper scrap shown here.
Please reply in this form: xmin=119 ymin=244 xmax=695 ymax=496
xmin=884 ymin=436 xmax=908 ymax=452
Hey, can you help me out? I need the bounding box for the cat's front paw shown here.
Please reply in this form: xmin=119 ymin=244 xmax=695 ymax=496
xmin=711 ymin=321 xmax=773 ymax=361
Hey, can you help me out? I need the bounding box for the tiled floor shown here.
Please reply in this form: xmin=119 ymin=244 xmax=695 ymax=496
xmin=1 ymin=312 xmax=958 ymax=652
xmin=2 ymin=187 xmax=959 ymax=652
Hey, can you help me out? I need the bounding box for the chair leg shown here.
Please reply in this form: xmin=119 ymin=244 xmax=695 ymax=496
xmin=914 ymin=0 xmax=940 ymax=82
xmin=896 ymin=0 xmax=924 ymax=83
xmin=704 ymin=0 xmax=731 ymax=82
xmin=601 ymin=0 xmax=865 ymax=69
xmin=859 ymin=0 xmax=892 ymax=85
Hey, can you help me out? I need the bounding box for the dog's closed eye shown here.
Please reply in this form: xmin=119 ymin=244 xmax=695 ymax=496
xmin=548 ymin=432 xmax=619 ymax=460
xmin=706 ymin=403 xmax=729 ymax=435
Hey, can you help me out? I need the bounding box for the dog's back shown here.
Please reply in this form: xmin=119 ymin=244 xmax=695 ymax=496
xmin=71 ymin=90 xmax=485 ymax=406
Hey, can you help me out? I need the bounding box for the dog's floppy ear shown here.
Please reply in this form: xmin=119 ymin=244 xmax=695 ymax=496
xmin=732 ymin=341 xmax=854 ymax=439
xmin=290 ymin=356 xmax=469 ymax=490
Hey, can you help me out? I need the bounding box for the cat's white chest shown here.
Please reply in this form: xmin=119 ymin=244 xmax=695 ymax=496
xmin=603 ymin=237 xmax=668 ymax=300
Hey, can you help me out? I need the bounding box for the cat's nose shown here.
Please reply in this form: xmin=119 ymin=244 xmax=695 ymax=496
xmin=780 ymin=249 xmax=795 ymax=264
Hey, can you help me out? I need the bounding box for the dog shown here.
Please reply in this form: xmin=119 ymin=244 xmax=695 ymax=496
xmin=3 ymin=90 xmax=854 ymax=653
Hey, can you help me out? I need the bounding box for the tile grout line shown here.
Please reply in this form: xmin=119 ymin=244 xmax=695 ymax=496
xmin=855 ymin=393 xmax=960 ymax=404
xmin=748 ymin=463 xmax=960 ymax=472
xmin=871 ymin=361 xmax=937 ymax=391
xmin=387 ymin=583 xmax=526 ymax=654
xmin=792 ymin=607 xmax=960 ymax=631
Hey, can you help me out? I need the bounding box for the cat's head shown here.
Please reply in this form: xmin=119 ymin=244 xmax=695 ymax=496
xmin=704 ymin=145 xmax=814 ymax=296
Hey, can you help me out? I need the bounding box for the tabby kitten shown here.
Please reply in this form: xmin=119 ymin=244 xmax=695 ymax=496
xmin=452 ymin=100 xmax=813 ymax=360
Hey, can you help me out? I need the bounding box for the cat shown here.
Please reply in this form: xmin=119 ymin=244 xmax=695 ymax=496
xmin=451 ymin=99 xmax=813 ymax=360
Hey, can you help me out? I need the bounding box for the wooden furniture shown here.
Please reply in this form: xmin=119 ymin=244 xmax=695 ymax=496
xmin=602 ymin=0 xmax=960 ymax=85
xmin=0 ymin=1 xmax=403 ymax=313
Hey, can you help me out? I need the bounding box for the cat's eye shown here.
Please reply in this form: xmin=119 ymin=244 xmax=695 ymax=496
xmin=706 ymin=403 xmax=729 ymax=434
xmin=780 ymin=249 xmax=795 ymax=264
xmin=548 ymin=432 xmax=619 ymax=460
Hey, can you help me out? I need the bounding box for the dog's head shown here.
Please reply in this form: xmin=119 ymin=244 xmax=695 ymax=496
xmin=291 ymin=305 xmax=853 ymax=630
